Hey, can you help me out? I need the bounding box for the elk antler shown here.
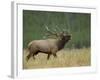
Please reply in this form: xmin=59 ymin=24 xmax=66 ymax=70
xmin=45 ymin=25 xmax=58 ymax=37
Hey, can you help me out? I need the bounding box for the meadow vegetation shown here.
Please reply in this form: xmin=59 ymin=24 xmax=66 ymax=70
xmin=23 ymin=10 xmax=91 ymax=69
xmin=23 ymin=48 xmax=90 ymax=69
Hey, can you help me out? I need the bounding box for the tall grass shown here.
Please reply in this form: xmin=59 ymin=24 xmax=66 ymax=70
xmin=23 ymin=48 xmax=90 ymax=69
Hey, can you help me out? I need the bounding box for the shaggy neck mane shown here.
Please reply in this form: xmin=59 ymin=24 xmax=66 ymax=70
xmin=57 ymin=39 xmax=69 ymax=50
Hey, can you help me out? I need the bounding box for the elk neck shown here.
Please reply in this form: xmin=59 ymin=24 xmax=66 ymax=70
xmin=57 ymin=38 xmax=68 ymax=50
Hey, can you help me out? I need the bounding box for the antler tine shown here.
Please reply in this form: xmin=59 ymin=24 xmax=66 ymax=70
xmin=55 ymin=25 xmax=60 ymax=32
xmin=62 ymin=28 xmax=67 ymax=33
xmin=55 ymin=25 xmax=63 ymax=35
xmin=45 ymin=25 xmax=58 ymax=37
xmin=45 ymin=25 xmax=53 ymax=34
xmin=45 ymin=25 xmax=49 ymax=31
xmin=53 ymin=28 xmax=59 ymax=34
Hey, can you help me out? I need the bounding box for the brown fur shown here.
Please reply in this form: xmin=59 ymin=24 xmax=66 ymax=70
xmin=26 ymin=34 xmax=71 ymax=61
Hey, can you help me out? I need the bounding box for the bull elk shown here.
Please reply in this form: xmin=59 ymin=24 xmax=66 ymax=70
xmin=26 ymin=26 xmax=71 ymax=61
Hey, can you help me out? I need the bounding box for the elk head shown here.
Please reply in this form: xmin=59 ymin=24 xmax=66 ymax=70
xmin=45 ymin=25 xmax=71 ymax=41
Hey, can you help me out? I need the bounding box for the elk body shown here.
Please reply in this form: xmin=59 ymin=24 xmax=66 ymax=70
xmin=26 ymin=26 xmax=71 ymax=61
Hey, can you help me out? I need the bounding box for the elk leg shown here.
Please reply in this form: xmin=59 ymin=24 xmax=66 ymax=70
xmin=47 ymin=54 xmax=51 ymax=60
xmin=53 ymin=53 xmax=57 ymax=58
xmin=26 ymin=53 xmax=32 ymax=61
xmin=32 ymin=51 xmax=39 ymax=60
xmin=32 ymin=54 xmax=35 ymax=60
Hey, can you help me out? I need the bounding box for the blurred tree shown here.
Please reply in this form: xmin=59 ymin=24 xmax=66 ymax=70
xmin=23 ymin=10 xmax=90 ymax=49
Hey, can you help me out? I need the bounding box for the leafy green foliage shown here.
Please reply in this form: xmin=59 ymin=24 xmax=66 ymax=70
xmin=23 ymin=10 xmax=90 ymax=48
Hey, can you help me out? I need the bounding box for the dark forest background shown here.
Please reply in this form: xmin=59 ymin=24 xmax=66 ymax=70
xmin=23 ymin=10 xmax=91 ymax=49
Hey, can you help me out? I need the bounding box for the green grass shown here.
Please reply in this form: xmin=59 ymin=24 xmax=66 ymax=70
xmin=23 ymin=48 xmax=90 ymax=69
